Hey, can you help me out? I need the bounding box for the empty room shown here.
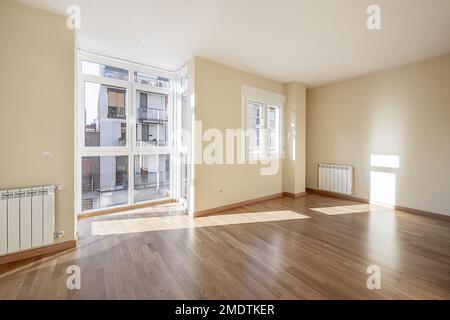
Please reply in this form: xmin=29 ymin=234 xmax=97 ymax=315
xmin=0 ymin=0 xmax=449 ymax=310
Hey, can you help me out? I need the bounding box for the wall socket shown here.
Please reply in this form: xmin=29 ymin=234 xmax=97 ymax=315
xmin=40 ymin=151 xmax=53 ymax=158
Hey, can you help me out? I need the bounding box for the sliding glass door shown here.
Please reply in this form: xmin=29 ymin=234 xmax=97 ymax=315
xmin=77 ymin=53 xmax=175 ymax=214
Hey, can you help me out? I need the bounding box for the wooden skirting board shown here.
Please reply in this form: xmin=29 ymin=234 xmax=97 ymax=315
xmin=306 ymin=188 xmax=369 ymax=203
xmin=282 ymin=191 xmax=307 ymax=198
xmin=78 ymin=198 xmax=175 ymax=219
xmin=0 ymin=240 xmax=77 ymax=265
xmin=194 ymin=193 xmax=284 ymax=217
xmin=305 ymin=188 xmax=450 ymax=222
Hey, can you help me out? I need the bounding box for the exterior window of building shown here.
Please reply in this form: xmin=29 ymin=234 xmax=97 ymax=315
xmin=134 ymin=71 xmax=170 ymax=88
xmin=84 ymin=83 xmax=127 ymax=147
xmin=82 ymin=60 xmax=129 ymax=81
xmin=136 ymin=91 xmax=168 ymax=147
xmin=107 ymin=89 xmax=126 ymax=119
xmin=78 ymin=54 xmax=173 ymax=213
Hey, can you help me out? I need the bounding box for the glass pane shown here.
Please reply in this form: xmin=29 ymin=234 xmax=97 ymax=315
xmin=134 ymin=154 xmax=171 ymax=202
xmin=136 ymin=90 xmax=168 ymax=147
xmin=180 ymin=76 xmax=191 ymax=204
xmin=134 ymin=71 xmax=170 ymax=88
xmin=159 ymin=154 xmax=171 ymax=194
xmin=84 ymin=82 xmax=127 ymax=147
xmin=81 ymin=156 xmax=129 ymax=211
xmin=180 ymin=153 xmax=188 ymax=200
xmin=81 ymin=60 xmax=129 ymax=81
xmin=181 ymin=91 xmax=191 ymax=147
xmin=246 ymin=101 xmax=265 ymax=158
xmin=267 ymin=106 xmax=280 ymax=154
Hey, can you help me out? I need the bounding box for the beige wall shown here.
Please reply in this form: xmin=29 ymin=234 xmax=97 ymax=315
xmin=193 ymin=57 xmax=284 ymax=212
xmin=306 ymin=55 xmax=450 ymax=215
xmin=0 ymin=0 xmax=75 ymax=240
xmin=283 ymin=82 xmax=307 ymax=195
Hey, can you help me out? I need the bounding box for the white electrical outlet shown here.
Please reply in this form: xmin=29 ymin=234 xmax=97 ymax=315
xmin=41 ymin=151 xmax=53 ymax=158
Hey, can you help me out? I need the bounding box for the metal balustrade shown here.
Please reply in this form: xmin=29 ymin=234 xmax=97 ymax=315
xmin=138 ymin=107 xmax=168 ymax=123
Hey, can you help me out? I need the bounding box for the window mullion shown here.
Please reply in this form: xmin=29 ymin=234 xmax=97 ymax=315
xmin=264 ymin=102 xmax=268 ymax=160
xmin=129 ymin=79 xmax=135 ymax=205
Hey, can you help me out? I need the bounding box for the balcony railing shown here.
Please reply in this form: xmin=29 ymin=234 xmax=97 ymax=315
xmin=134 ymin=172 xmax=157 ymax=189
xmin=108 ymin=106 xmax=126 ymax=119
xmin=139 ymin=107 xmax=168 ymax=123
xmin=85 ymin=131 xmax=100 ymax=147
xmin=82 ymin=172 xmax=128 ymax=192
xmin=135 ymin=74 xmax=170 ymax=88
xmin=136 ymin=139 xmax=168 ymax=147
xmin=134 ymin=171 xmax=170 ymax=189
xmin=159 ymin=170 xmax=170 ymax=184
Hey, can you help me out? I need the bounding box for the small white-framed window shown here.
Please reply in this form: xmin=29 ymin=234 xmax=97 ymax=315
xmin=241 ymin=85 xmax=285 ymax=160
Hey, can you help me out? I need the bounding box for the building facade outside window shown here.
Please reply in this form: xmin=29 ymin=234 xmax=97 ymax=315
xmin=77 ymin=53 xmax=175 ymax=213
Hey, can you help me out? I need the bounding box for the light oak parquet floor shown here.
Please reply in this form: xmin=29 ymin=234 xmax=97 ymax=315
xmin=0 ymin=194 xmax=449 ymax=299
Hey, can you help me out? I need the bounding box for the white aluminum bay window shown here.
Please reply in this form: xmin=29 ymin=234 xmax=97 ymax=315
xmin=76 ymin=52 xmax=181 ymax=214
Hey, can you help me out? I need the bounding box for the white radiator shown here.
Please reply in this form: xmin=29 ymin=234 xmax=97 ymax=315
xmin=0 ymin=185 xmax=56 ymax=255
xmin=318 ymin=163 xmax=353 ymax=195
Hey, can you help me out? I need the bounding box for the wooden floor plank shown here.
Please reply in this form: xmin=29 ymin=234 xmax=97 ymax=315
xmin=0 ymin=194 xmax=449 ymax=299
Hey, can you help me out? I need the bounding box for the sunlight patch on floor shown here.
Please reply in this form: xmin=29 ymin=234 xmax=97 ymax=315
xmin=91 ymin=210 xmax=310 ymax=235
xmin=103 ymin=202 xmax=185 ymax=218
xmin=310 ymin=204 xmax=385 ymax=215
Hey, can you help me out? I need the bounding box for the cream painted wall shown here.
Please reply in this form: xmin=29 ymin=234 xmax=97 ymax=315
xmin=306 ymin=55 xmax=450 ymax=215
xmin=283 ymin=82 xmax=306 ymax=195
xmin=193 ymin=57 xmax=284 ymax=212
xmin=0 ymin=0 xmax=75 ymax=240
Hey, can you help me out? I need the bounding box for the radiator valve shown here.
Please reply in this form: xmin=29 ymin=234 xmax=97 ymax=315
xmin=54 ymin=230 xmax=65 ymax=239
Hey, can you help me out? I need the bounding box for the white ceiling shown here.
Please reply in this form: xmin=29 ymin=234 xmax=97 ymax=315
xmin=18 ymin=0 xmax=450 ymax=87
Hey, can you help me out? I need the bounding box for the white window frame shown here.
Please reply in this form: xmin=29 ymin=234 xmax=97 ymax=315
xmin=241 ymin=85 xmax=285 ymax=161
xmin=76 ymin=51 xmax=177 ymax=214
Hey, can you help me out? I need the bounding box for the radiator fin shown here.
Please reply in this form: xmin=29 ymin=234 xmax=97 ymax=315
xmin=0 ymin=196 xmax=7 ymax=255
xmin=0 ymin=186 xmax=56 ymax=256
xmin=318 ymin=163 xmax=353 ymax=195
